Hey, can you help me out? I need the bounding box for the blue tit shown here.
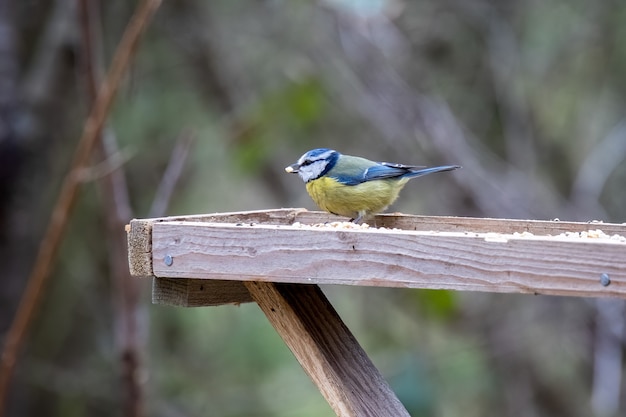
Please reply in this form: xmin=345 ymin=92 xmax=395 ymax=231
xmin=285 ymin=148 xmax=460 ymax=223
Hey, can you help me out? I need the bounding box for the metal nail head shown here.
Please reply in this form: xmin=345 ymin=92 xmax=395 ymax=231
xmin=164 ymin=254 xmax=173 ymax=266
xmin=600 ymin=273 xmax=610 ymax=287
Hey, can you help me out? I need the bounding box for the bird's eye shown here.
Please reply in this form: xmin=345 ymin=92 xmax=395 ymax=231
xmin=301 ymin=160 xmax=313 ymax=166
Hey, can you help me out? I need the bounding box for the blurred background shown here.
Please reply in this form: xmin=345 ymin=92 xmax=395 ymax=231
xmin=1 ymin=0 xmax=626 ymax=416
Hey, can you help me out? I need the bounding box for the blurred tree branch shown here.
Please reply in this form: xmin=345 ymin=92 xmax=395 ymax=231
xmin=0 ymin=2 xmax=79 ymax=411
xmin=77 ymin=1 xmax=145 ymax=416
xmin=0 ymin=0 xmax=25 ymax=339
xmin=571 ymin=119 xmax=626 ymax=219
xmin=21 ymin=0 xmax=77 ymax=108
xmin=321 ymin=12 xmax=563 ymax=218
xmin=0 ymin=0 xmax=162 ymax=414
xmin=163 ymin=0 xmax=235 ymax=115
xmin=0 ymin=0 xmax=21 ymax=226
xmin=591 ymin=299 xmax=625 ymax=417
xmin=149 ymin=130 xmax=196 ymax=218
xmin=316 ymin=2 xmax=625 ymax=222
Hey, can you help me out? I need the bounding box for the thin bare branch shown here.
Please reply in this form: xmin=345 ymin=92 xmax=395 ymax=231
xmin=0 ymin=0 xmax=162 ymax=413
xmin=78 ymin=1 xmax=147 ymax=416
xmin=149 ymin=130 xmax=196 ymax=218
xmin=76 ymin=149 xmax=133 ymax=182
xmin=22 ymin=0 xmax=77 ymax=107
xmin=571 ymin=119 xmax=626 ymax=218
xmin=591 ymin=299 xmax=625 ymax=416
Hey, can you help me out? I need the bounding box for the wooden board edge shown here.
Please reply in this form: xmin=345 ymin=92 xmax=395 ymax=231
xmin=140 ymin=208 xmax=310 ymax=225
xmin=152 ymin=278 xmax=253 ymax=307
xmin=132 ymin=208 xmax=626 ymax=236
xmin=126 ymin=219 xmax=154 ymax=277
xmin=294 ymin=211 xmax=626 ymax=236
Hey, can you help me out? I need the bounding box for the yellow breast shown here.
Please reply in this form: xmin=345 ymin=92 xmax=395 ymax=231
xmin=305 ymin=177 xmax=409 ymax=219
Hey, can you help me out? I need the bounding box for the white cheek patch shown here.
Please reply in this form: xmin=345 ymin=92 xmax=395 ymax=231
xmin=299 ymin=160 xmax=327 ymax=182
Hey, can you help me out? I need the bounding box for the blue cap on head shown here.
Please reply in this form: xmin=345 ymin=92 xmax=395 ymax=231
xmin=303 ymin=148 xmax=335 ymax=159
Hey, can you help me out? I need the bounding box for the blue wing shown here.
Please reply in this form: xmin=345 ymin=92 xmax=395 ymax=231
xmin=334 ymin=163 xmax=460 ymax=185
xmin=362 ymin=162 xmax=426 ymax=181
xmin=328 ymin=154 xmax=460 ymax=185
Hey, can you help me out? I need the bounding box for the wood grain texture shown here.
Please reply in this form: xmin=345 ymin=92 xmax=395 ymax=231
xmin=348 ymin=213 xmax=626 ymax=236
xmin=152 ymin=278 xmax=252 ymax=306
xmin=126 ymin=219 xmax=153 ymax=277
xmin=151 ymin=220 xmax=626 ymax=299
xmin=134 ymin=208 xmax=626 ymax=234
xmin=142 ymin=208 xmax=309 ymax=226
xmin=245 ymin=282 xmax=410 ymax=417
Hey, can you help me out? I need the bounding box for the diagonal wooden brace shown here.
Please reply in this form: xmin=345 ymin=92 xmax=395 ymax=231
xmin=244 ymin=282 xmax=410 ymax=417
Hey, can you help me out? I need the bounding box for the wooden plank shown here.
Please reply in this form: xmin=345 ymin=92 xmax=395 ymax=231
xmin=245 ymin=282 xmax=410 ymax=417
xmin=128 ymin=210 xmax=626 ymax=304
xmin=131 ymin=208 xmax=626 ymax=234
xmin=297 ymin=211 xmax=626 ymax=236
xmin=142 ymin=208 xmax=310 ymax=226
xmin=152 ymin=278 xmax=252 ymax=307
xmin=128 ymin=214 xmax=282 ymax=305
xmin=151 ymin=221 xmax=626 ymax=299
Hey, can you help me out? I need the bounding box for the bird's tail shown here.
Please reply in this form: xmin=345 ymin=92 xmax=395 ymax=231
xmin=406 ymin=165 xmax=461 ymax=178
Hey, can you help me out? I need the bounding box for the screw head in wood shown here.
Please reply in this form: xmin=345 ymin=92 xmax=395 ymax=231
xmin=164 ymin=254 xmax=173 ymax=266
xmin=600 ymin=273 xmax=610 ymax=287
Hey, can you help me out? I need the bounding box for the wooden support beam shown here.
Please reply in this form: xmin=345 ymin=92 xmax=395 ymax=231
xmin=152 ymin=278 xmax=252 ymax=307
xmin=244 ymin=282 xmax=410 ymax=417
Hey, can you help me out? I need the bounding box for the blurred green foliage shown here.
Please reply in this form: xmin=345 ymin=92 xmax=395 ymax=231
xmin=232 ymin=77 xmax=327 ymax=172
xmin=2 ymin=0 xmax=626 ymax=416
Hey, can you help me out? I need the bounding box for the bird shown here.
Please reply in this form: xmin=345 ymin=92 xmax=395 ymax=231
xmin=285 ymin=148 xmax=461 ymax=223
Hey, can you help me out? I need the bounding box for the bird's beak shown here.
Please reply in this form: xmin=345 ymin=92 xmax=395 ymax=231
xmin=285 ymin=163 xmax=300 ymax=173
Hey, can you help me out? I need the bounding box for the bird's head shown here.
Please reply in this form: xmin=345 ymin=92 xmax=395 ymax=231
xmin=285 ymin=148 xmax=340 ymax=183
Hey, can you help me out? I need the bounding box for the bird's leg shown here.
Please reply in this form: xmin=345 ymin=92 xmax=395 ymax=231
xmin=351 ymin=211 xmax=366 ymax=224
